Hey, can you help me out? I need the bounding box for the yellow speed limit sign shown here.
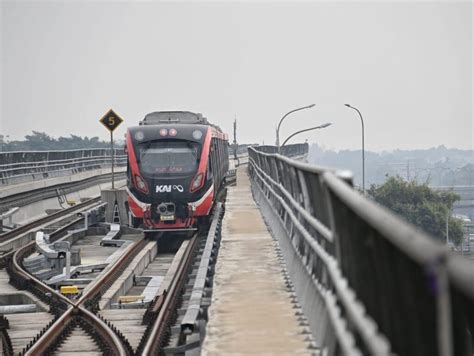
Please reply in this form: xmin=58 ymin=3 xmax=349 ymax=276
xmin=99 ymin=109 xmax=123 ymax=132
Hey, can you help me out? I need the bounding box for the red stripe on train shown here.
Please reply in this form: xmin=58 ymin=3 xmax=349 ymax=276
xmin=126 ymin=130 xmax=140 ymax=176
xmin=197 ymin=127 xmax=212 ymax=177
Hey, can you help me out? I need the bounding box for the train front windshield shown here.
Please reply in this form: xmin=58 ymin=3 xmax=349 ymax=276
xmin=139 ymin=140 xmax=200 ymax=176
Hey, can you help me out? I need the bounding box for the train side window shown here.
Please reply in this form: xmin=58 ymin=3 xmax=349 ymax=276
xmin=126 ymin=159 xmax=131 ymax=183
xmin=216 ymin=141 xmax=221 ymax=176
xmin=207 ymin=158 xmax=213 ymax=181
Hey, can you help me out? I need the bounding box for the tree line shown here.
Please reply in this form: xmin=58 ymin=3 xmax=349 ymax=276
xmin=0 ymin=131 xmax=123 ymax=151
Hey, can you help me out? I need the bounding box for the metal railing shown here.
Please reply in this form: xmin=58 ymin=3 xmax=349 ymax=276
xmin=248 ymin=145 xmax=474 ymax=356
xmin=0 ymin=148 xmax=126 ymax=185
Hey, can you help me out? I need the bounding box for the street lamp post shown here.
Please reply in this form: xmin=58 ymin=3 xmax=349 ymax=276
xmin=344 ymin=104 xmax=365 ymax=193
xmin=276 ymin=104 xmax=315 ymax=147
xmin=280 ymin=123 xmax=332 ymax=148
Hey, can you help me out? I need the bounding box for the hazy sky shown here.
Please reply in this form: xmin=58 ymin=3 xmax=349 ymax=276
xmin=1 ymin=1 xmax=472 ymax=151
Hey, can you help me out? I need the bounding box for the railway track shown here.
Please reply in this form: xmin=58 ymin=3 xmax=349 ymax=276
xmin=0 ymin=196 xmax=101 ymax=244
xmin=6 ymin=215 xmax=140 ymax=355
xmin=0 ymin=197 xmax=105 ymax=273
xmin=137 ymin=232 xmax=200 ymax=354
xmin=0 ymin=314 xmax=14 ymax=356
xmin=2 ymin=201 xmax=225 ymax=355
xmin=0 ymin=203 xmax=101 ymax=355
xmin=0 ymin=171 xmax=126 ymax=211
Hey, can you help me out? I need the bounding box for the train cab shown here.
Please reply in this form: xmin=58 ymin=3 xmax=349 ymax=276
xmin=125 ymin=111 xmax=228 ymax=231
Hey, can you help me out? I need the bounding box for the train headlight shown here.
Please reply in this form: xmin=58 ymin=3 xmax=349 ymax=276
xmin=190 ymin=173 xmax=204 ymax=192
xmin=134 ymin=174 xmax=149 ymax=194
xmin=192 ymin=130 xmax=203 ymax=140
xmin=134 ymin=131 xmax=145 ymax=141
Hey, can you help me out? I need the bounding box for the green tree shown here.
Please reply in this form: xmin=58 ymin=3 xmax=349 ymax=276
xmin=2 ymin=132 xmax=114 ymax=151
xmin=368 ymin=176 xmax=464 ymax=245
xmin=24 ymin=131 xmax=56 ymax=150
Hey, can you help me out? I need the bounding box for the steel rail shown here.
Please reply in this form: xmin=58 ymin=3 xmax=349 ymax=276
xmin=3 ymin=204 xmax=133 ymax=356
xmin=22 ymin=232 xmax=147 ymax=355
xmin=78 ymin=306 xmax=127 ymax=355
xmin=0 ymin=315 xmax=14 ymax=356
xmin=0 ymin=197 xmax=100 ymax=242
xmin=11 ymin=222 xmax=84 ymax=309
xmin=5 ymin=219 xmax=85 ymax=355
xmin=76 ymin=238 xmax=148 ymax=306
xmin=23 ymin=305 xmax=126 ymax=356
xmin=0 ymin=332 xmax=14 ymax=356
xmin=0 ymin=249 xmax=16 ymax=269
xmin=141 ymin=234 xmax=200 ymax=355
xmin=0 ymin=214 xmax=84 ymax=267
xmin=24 ymin=238 xmax=147 ymax=355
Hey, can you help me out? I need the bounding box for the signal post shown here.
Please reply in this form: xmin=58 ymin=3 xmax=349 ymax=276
xmin=99 ymin=109 xmax=128 ymax=224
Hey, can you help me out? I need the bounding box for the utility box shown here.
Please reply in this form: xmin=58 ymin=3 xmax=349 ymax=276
xmin=101 ymin=189 xmax=129 ymax=225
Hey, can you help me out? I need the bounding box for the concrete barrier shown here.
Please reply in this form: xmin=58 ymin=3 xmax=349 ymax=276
xmin=99 ymin=241 xmax=157 ymax=310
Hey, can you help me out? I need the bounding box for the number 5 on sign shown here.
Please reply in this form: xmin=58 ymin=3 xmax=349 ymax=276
xmin=99 ymin=109 xmax=123 ymax=132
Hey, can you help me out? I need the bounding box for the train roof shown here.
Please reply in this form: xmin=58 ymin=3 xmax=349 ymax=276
xmin=140 ymin=111 xmax=207 ymax=125
xmin=139 ymin=111 xmax=225 ymax=134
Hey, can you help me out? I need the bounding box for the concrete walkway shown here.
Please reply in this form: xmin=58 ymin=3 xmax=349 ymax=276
xmin=202 ymin=166 xmax=310 ymax=355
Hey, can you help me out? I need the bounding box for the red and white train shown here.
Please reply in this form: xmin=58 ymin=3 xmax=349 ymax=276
xmin=125 ymin=111 xmax=228 ymax=231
